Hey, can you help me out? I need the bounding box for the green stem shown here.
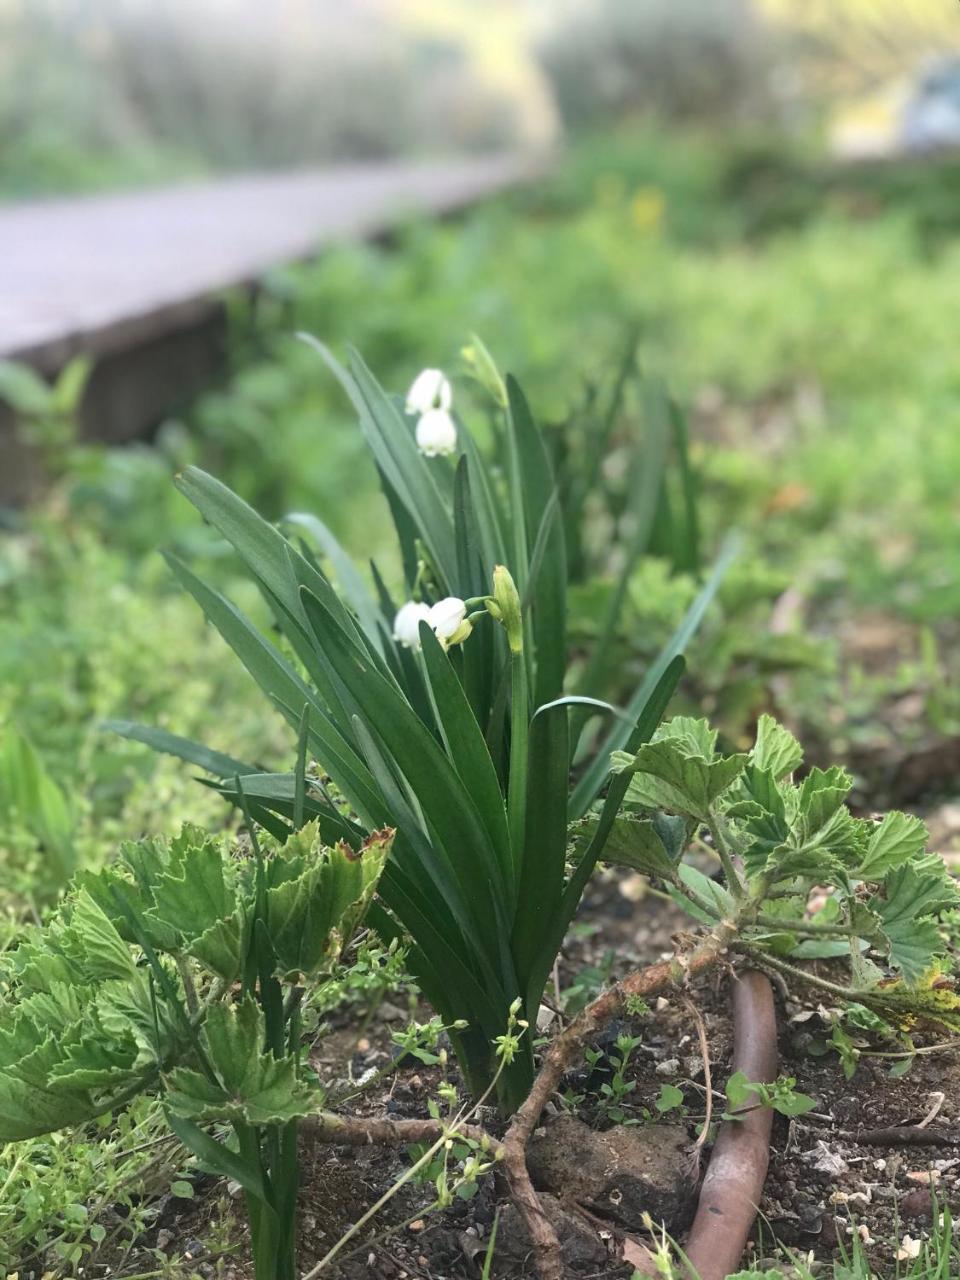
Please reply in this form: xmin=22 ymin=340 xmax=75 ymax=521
xmin=753 ymin=914 xmax=856 ymax=936
xmin=706 ymin=811 xmax=745 ymax=899
xmin=507 ymin=648 xmax=529 ymax=870
xmin=737 ymin=945 xmax=871 ymax=1002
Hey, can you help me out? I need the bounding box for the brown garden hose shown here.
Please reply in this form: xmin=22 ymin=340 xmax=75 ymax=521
xmin=683 ymin=969 xmax=778 ymax=1280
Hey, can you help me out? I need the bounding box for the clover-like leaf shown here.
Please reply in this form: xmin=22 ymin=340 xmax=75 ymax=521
xmin=796 ymin=767 xmax=853 ymax=840
xmin=148 ymin=837 xmax=242 ymax=951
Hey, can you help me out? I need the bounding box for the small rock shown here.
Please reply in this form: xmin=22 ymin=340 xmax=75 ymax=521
xmin=526 ymin=1114 xmax=696 ymax=1231
xmin=378 ymin=1001 xmax=406 ymax=1022
xmin=537 ymin=1004 xmax=557 ymax=1034
xmin=494 ymin=1193 xmax=607 ymax=1274
xmin=654 ymin=1058 xmax=680 ymax=1076
xmin=801 ymin=1141 xmax=849 ymax=1177
xmin=897 ymin=1234 xmax=922 ymax=1261
xmin=900 ymin=1188 xmax=934 ymax=1221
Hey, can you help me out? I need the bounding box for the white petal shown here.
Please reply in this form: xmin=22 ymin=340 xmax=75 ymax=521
xmin=406 ymin=368 xmax=451 ymax=415
xmin=392 ymin=600 xmax=432 ymax=649
xmin=428 ymin=596 xmax=467 ymax=641
xmin=415 ymin=408 xmax=457 ymax=457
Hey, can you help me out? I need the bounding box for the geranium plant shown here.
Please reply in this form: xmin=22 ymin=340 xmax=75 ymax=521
xmin=110 ymin=344 xmax=727 ymax=1110
xmin=599 ymin=712 xmax=960 ymax=1034
xmin=0 ymin=818 xmax=391 ymax=1280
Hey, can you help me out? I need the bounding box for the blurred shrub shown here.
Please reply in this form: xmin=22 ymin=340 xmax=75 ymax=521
xmin=536 ymin=0 xmax=773 ymax=129
xmin=0 ymin=0 xmax=528 ymax=196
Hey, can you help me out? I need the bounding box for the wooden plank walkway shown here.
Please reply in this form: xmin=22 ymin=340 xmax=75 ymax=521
xmin=0 ymin=154 xmax=540 ymax=371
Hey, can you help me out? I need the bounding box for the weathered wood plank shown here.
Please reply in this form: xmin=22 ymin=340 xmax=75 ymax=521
xmin=0 ymin=155 xmax=544 ymax=502
xmin=1 ymin=155 xmax=542 ymax=370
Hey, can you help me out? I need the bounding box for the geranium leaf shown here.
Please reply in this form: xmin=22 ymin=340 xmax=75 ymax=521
xmin=854 ymin=812 xmax=929 ymax=882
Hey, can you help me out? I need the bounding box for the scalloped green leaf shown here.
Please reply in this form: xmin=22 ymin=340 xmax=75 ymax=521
xmin=751 ymin=715 xmax=803 ymax=780
xmin=622 ymin=739 xmax=747 ymax=820
xmin=854 ymin=811 xmax=929 ymax=882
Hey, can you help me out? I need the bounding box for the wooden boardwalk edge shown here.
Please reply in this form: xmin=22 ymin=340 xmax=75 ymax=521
xmin=0 ymin=153 xmax=549 ymax=502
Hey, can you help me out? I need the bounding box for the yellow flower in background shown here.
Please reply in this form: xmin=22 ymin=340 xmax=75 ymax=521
xmin=630 ymin=186 xmax=665 ymax=234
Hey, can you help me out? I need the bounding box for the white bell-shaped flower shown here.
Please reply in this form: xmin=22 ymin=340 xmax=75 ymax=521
xmin=406 ymin=368 xmax=452 ymax=416
xmin=415 ymin=407 xmax=457 ymax=458
xmin=428 ymin=596 xmax=471 ymax=648
xmin=392 ymin=600 xmax=432 ymax=649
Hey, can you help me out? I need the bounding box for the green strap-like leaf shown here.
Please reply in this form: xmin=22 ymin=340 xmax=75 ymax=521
xmin=506 ymin=375 xmax=567 ymax=706
xmin=571 ymin=537 xmax=737 ymax=818
xmin=419 ymin=625 xmax=513 ymax=899
xmin=103 ymin=720 xmax=257 ymax=778
xmin=299 ymin=588 xmax=509 ymax=926
xmin=511 ymin=701 xmax=570 ymax=992
xmin=523 ymin=655 xmax=683 ymax=1012
xmin=285 ymin=512 xmax=387 ymax=658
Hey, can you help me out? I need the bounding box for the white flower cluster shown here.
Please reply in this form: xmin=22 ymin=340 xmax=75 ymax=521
xmin=393 ymin=596 xmax=471 ymax=651
xmin=406 ymin=368 xmax=456 ymax=458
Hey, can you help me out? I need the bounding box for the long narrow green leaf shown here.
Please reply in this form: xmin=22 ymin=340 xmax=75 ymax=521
xmin=201 ymin=772 xmax=359 ymax=844
xmin=351 ymin=718 xmax=501 ymax=984
xmin=520 ymin=489 xmax=560 ymax=611
xmin=299 ymin=588 xmax=508 ymax=935
xmin=525 ymin=655 xmax=684 ymax=1010
xmin=103 ymin=721 xmax=258 ymax=778
xmin=570 ymin=538 xmax=738 ymax=818
xmin=506 ymin=375 xmax=566 ymax=705
xmin=418 ymin=625 xmax=513 ymax=900
xmin=669 ymin=397 xmax=700 ymax=574
xmin=512 ymin=702 xmax=570 ymax=995
xmin=165 ymin=554 xmax=383 ymax=827
xmin=299 ymin=337 xmax=456 ymax=586
xmin=293 ymin=707 xmax=309 ymax=831
xmin=285 ymin=513 xmax=386 ymax=656
xmin=167 ymin=1112 xmax=273 ymax=1208
xmin=458 ymin=422 xmax=509 ymax=574
xmin=453 ymin=459 xmax=497 ymax=729
xmin=268 ymin=692 xmax=384 ymax=831
xmin=174 ymin=466 xmax=353 ymax=638
xmin=573 ymin=375 xmax=671 ymax=704
xmin=372 ymin=870 xmax=507 ymax=1039
xmin=166 ymin=553 xmax=321 ymax=728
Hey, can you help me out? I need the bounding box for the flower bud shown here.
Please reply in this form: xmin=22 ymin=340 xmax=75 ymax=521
xmin=460 ymin=334 xmax=507 ymax=408
xmin=406 ymin=368 xmax=452 ymax=415
xmin=490 ymin=566 xmax=523 ymax=654
xmin=415 ymin=407 xmax=458 ymax=458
